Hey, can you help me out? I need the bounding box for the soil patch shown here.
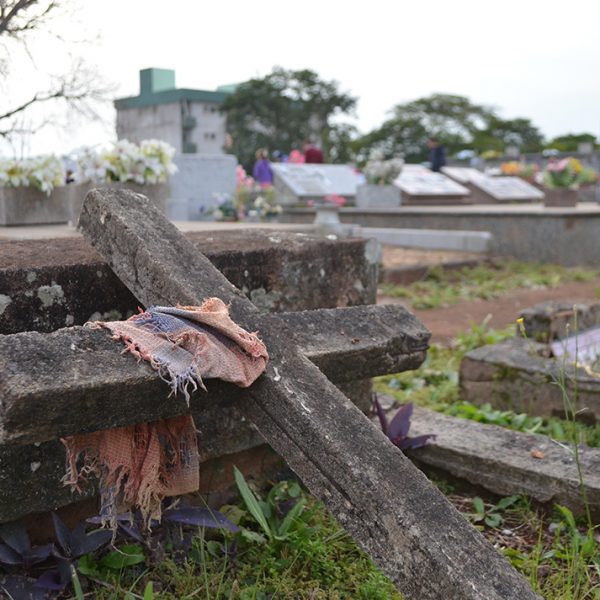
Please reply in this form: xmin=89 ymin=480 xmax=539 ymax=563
xmin=380 ymin=280 xmax=600 ymax=344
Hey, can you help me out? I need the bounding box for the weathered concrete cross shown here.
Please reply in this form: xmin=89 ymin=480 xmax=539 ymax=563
xmin=72 ymin=189 xmax=538 ymax=599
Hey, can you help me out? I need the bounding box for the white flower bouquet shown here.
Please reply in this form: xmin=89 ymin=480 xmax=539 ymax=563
xmin=364 ymin=152 xmax=404 ymax=185
xmin=76 ymin=139 xmax=177 ymax=185
xmin=0 ymin=155 xmax=66 ymax=195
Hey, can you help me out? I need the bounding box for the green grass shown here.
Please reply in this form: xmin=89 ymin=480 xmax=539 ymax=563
xmin=379 ymin=260 xmax=600 ymax=309
xmin=79 ymin=481 xmax=402 ymax=600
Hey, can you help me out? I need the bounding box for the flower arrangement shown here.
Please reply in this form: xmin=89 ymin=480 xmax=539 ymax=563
xmin=253 ymin=188 xmax=282 ymax=219
xmin=542 ymin=157 xmax=595 ymax=189
xmin=0 ymin=155 xmax=65 ymax=195
xmin=210 ymin=192 xmax=238 ymax=221
xmin=363 ymin=153 xmax=404 ymax=185
xmin=76 ymin=139 xmax=177 ymax=185
xmin=500 ymin=161 xmax=538 ymax=182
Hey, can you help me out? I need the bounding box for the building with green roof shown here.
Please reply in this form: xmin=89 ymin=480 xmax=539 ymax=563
xmin=114 ymin=68 xmax=233 ymax=154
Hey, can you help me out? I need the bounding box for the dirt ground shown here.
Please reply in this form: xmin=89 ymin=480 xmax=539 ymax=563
xmin=379 ymin=280 xmax=600 ymax=344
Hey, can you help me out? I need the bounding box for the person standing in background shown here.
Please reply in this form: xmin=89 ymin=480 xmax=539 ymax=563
xmin=304 ymin=140 xmax=324 ymax=164
xmin=252 ymin=149 xmax=273 ymax=187
xmin=427 ymin=137 xmax=446 ymax=172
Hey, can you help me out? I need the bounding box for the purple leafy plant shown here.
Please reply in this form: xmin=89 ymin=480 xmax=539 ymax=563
xmin=372 ymin=394 xmax=435 ymax=450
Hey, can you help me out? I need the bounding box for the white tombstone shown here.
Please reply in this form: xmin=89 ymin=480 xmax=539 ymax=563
xmin=394 ymin=165 xmax=471 ymax=205
xmin=168 ymin=154 xmax=237 ymax=220
xmin=443 ymin=166 xmax=544 ymax=203
xmin=272 ymin=164 xmax=360 ymax=204
xmin=469 ymin=173 xmax=544 ymax=203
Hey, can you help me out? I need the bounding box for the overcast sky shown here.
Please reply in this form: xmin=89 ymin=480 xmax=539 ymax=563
xmin=4 ymin=0 xmax=600 ymax=156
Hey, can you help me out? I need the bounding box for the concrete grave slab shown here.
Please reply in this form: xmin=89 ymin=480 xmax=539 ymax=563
xmin=405 ymin=406 xmax=600 ymax=519
xmin=0 ymin=303 xmax=428 ymax=521
xmin=460 ymin=338 xmax=600 ymax=423
xmin=0 ymin=230 xmax=378 ymax=335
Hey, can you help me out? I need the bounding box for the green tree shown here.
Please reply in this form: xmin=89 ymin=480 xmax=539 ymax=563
xmin=355 ymin=94 xmax=495 ymax=163
xmin=221 ymin=67 xmax=356 ymax=169
xmin=472 ymin=117 xmax=544 ymax=154
xmin=546 ymin=133 xmax=597 ymax=152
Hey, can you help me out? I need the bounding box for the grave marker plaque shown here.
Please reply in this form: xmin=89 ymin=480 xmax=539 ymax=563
xmin=272 ymin=164 xmax=359 ymax=204
xmin=395 ymin=165 xmax=471 ymax=205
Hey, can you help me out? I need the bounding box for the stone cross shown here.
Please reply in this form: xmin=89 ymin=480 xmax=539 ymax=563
xmin=28 ymin=189 xmax=546 ymax=598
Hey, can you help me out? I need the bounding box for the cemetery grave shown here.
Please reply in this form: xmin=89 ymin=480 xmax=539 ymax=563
xmin=442 ymin=166 xmax=544 ymax=204
xmin=272 ymin=163 xmax=360 ymax=205
xmin=0 ymin=188 xmax=543 ymax=599
xmin=394 ymin=165 xmax=471 ymax=205
xmin=461 ymin=300 xmax=600 ymax=423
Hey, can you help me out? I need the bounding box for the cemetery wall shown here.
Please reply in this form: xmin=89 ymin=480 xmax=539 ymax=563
xmin=282 ymin=206 xmax=600 ymax=266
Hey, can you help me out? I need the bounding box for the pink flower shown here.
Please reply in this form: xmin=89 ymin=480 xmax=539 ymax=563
xmin=236 ymin=165 xmax=248 ymax=185
xmin=288 ymin=150 xmax=305 ymax=164
xmin=324 ymin=194 xmax=346 ymax=207
xmin=546 ymin=158 xmax=569 ymax=173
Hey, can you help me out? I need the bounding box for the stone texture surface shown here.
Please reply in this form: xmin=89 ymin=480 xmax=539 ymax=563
xmin=460 ymin=338 xmax=600 ymax=423
xmin=0 ymin=186 xmax=71 ymax=226
xmin=0 ymin=305 xmax=428 ymax=446
xmin=72 ymin=188 xmax=539 ymax=600
xmin=405 ymin=407 xmax=600 ymax=519
xmin=0 ymin=230 xmax=377 ymax=335
xmin=518 ymin=300 xmax=600 ymax=343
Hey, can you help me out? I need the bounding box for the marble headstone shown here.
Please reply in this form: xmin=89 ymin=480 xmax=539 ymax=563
xmin=168 ymin=154 xmax=237 ymax=220
xmin=272 ymin=164 xmax=360 ymax=204
xmin=394 ymin=165 xmax=470 ymax=204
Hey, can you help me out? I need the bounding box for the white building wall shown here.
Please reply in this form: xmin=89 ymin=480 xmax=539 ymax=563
xmin=188 ymin=102 xmax=227 ymax=154
xmin=116 ymin=103 xmax=182 ymax=152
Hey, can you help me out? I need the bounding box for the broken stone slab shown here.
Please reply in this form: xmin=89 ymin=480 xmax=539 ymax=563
xmin=0 ymin=304 xmax=428 ymax=447
xmin=0 ymin=230 xmax=378 ymax=335
xmin=0 ymin=304 xmax=427 ymax=522
xmin=518 ymin=300 xmax=600 ymax=343
xmin=76 ymin=188 xmax=539 ymax=599
xmin=404 ymin=406 xmax=600 ymax=519
xmin=460 ymin=338 xmax=600 ymax=423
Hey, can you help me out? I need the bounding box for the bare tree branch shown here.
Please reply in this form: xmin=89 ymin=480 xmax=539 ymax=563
xmin=0 ymin=0 xmax=59 ymax=38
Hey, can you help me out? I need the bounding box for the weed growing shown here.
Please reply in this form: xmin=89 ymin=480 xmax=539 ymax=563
xmin=379 ymin=260 xmax=600 ymax=309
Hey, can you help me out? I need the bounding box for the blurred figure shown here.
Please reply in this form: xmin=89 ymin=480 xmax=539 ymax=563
xmin=288 ymin=147 xmax=305 ymax=164
xmin=252 ymin=149 xmax=273 ymax=187
xmin=304 ymin=140 xmax=324 ymax=164
xmin=271 ymin=149 xmax=285 ymax=163
xmin=427 ymin=137 xmax=446 ymax=172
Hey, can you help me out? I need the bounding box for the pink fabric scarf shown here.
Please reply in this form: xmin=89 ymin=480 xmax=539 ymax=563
xmin=63 ymin=298 xmax=268 ymax=526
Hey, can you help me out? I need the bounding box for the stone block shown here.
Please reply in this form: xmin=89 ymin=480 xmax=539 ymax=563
xmin=460 ymin=338 xmax=600 ymax=423
xmin=518 ymin=300 xmax=600 ymax=343
xmin=356 ymin=184 xmax=402 ymax=208
xmin=405 ymin=407 xmax=600 ymax=519
xmin=0 ymin=186 xmax=71 ymax=226
xmin=0 ymin=230 xmax=378 ymax=335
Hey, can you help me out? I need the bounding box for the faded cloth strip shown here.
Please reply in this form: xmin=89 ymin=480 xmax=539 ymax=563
xmin=62 ymin=298 xmax=268 ymax=526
